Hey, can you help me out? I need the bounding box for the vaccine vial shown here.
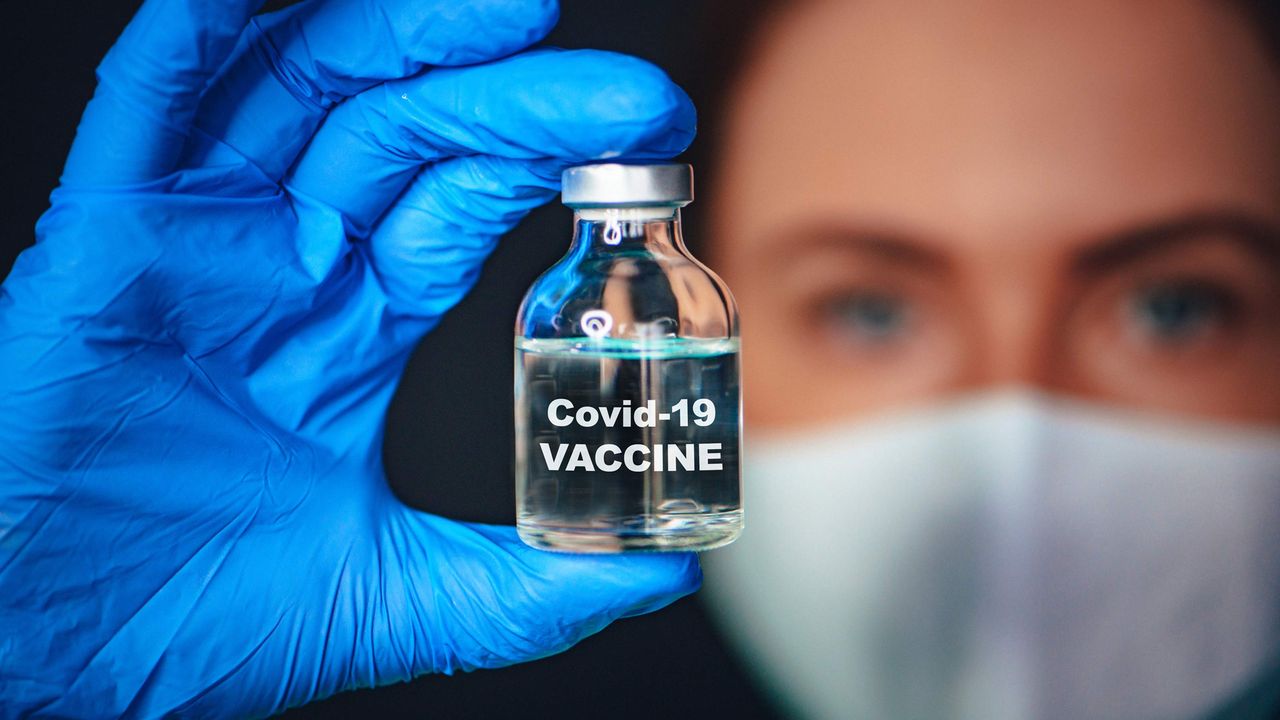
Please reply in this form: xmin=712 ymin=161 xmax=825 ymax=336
xmin=514 ymin=163 xmax=742 ymax=552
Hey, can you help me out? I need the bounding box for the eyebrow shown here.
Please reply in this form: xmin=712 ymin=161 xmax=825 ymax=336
xmin=1073 ymin=211 xmax=1280 ymax=273
xmin=759 ymin=222 xmax=950 ymax=270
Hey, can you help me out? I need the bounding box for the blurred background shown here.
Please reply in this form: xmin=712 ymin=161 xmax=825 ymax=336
xmin=2 ymin=1 xmax=779 ymax=718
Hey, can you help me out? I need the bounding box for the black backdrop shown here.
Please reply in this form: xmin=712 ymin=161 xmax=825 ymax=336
xmin=1 ymin=1 xmax=781 ymax=718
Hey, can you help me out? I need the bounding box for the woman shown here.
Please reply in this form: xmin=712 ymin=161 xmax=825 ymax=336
xmin=694 ymin=1 xmax=1280 ymax=718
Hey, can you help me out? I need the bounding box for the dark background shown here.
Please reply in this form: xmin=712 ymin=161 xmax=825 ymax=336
xmin=1 ymin=1 xmax=780 ymax=718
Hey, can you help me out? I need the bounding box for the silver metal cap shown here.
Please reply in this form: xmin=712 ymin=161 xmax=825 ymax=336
xmin=561 ymin=163 xmax=694 ymax=208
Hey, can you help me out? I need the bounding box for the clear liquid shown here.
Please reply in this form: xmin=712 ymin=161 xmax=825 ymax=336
xmin=515 ymin=337 xmax=742 ymax=552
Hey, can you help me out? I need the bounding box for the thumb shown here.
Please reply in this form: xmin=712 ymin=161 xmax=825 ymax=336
xmin=382 ymin=507 xmax=702 ymax=676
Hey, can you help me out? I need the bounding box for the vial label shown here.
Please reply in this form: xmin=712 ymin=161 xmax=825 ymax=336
xmin=515 ymin=337 xmax=742 ymax=552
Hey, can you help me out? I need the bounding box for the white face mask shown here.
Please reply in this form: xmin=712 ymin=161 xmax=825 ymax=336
xmin=703 ymin=391 xmax=1280 ymax=720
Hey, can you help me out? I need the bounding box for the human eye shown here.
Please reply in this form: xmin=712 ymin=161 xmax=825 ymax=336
xmin=820 ymin=290 xmax=913 ymax=344
xmin=1125 ymin=278 xmax=1238 ymax=346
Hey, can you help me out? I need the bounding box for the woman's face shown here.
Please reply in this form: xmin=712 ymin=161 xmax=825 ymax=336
xmin=710 ymin=0 xmax=1280 ymax=429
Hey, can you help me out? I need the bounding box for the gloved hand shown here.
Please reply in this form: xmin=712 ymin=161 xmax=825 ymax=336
xmin=0 ymin=0 xmax=700 ymax=717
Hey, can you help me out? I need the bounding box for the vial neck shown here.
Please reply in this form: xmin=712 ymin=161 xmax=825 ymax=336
xmin=572 ymin=206 xmax=685 ymax=252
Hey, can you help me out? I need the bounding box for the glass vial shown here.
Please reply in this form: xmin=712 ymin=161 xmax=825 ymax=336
xmin=514 ymin=163 xmax=742 ymax=552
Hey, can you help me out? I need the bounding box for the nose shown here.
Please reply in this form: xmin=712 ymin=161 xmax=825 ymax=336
xmin=962 ymin=268 xmax=1060 ymax=390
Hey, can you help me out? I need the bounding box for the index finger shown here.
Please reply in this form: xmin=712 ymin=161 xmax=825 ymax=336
xmin=284 ymin=48 xmax=697 ymax=233
xmin=191 ymin=0 xmax=560 ymax=180
xmin=61 ymin=0 xmax=264 ymax=187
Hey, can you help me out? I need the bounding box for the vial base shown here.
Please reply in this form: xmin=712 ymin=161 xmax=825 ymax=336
xmin=517 ymin=510 xmax=743 ymax=553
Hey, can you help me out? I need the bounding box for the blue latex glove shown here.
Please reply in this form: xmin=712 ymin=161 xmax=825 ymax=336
xmin=0 ymin=0 xmax=700 ymax=716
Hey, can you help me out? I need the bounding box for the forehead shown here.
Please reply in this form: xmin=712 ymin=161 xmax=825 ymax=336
xmin=714 ymin=0 xmax=1280 ymax=245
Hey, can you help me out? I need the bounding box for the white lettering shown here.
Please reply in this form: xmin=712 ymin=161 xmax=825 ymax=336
xmin=566 ymin=444 xmax=593 ymax=471
xmin=699 ymin=443 xmax=722 ymax=471
xmin=548 ymin=399 xmax=574 ymax=427
xmin=540 ymin=443 xmax=725 ymax=473
xmin=595 ymin=444 xmax=622 ymax=471
xmin=668 ymin=443 xmax=694 ymax=472
xmin=575 ymin=406 xmax=599 ymax=427
xmin=634 ymin=400 xmax=656 ymax=427
xmin=624 ymin=445 xmax=651 ymax=472
xmin=540 ymin=443 xmax=568 ymax=471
